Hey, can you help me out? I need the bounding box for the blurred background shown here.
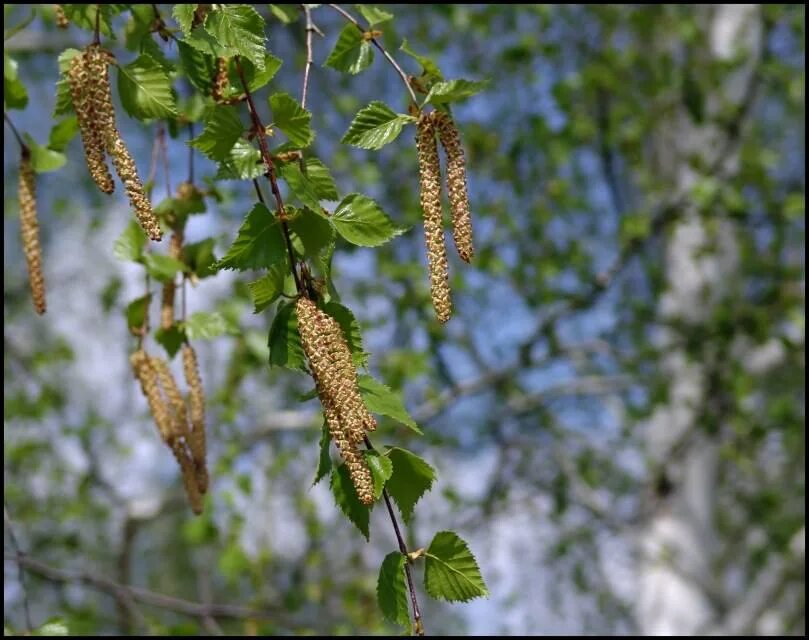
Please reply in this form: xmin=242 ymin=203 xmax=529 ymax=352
xmin=4 ymin=4 xmax=805 ymax=635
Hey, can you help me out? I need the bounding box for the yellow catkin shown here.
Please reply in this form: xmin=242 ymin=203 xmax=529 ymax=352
xmin=160 ymin=233 xmax=183 ymax=329
xmin=416 ymin=114 xmax=452 ymax=323
xmin=342 ymin=446 xmax=375 ymax=506
xmin=434 ymin=112 xmax=474 ymax=263
xmin=182 ymin=343 xmax=208 ymax=494
xmin=67 ymin=53 xmax=114 ymax=194
xmin=54 ymin=5 xmax=69 ymax=29
xmin=130 ymin=350 xmax=174 ymax=442
xmin=171 ymin=440 xmax=204 ymax=515
xmin=108 ymin=136 xmax=163 ymax=241
xmin=18 ymin=154 xmax=46 ymax=315
xmin=150 ymin=357 xmax=191 ymax=441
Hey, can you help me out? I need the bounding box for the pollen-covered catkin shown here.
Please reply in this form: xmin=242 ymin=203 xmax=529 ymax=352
xmin=434 ymin=111 xmax=474 ymax=263
xmin=18 ymin=154 xmax=46 ymax=315
xmin=67 ymin=53 xmax=114 ymax=194
xmin=182 ymin=343 xmax=208 ymax=494
xmin=342 ymin=447 xmax=374 ymax=506
xmin=416 ymin=114 xmax=452 ymax=323
xmin=108 ymin=136 xmax=162 ymax=241
xmin=160 ymin=233 xmax=183 ymax=329
xmin=130 ymin=350 xmax=173 ymax=442
xmin=150 ymin=357 xmax=191 ymax=442
xmin=54 ymin=5 xmax=69 ymax=29
xmin=171 ymin=440 xmax=204 ymax=515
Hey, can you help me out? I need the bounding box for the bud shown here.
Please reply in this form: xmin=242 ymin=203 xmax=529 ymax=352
xmin=182 ymin=343 xmax=208 ymax=494
xmin=434 ymin=112 xmax=474 ymax=263
xmin=18 ymin=154 xmax=46 ymax=315
xmin=416 ymin=114 xmax=452 ymax=323
xmin=54 ymin=5 xmax=69 ymax=29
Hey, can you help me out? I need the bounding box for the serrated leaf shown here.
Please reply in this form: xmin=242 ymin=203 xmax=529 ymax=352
xmin=305 ymin=158 xmax=339 ymax=201
xmin=424 ymin=531 xmax=488 ymax=602
xmin=144 ymin=254 xmax=186 ymax=283
xmin=289 ymin=207 xmax=335 ymax=261
xmin=400 ymin=38 xmax=443 ymax=82
xmin=247 ymin=263 xmax=286 ymax=313
xmin=424 ymin=78 xmax=489 ymax=105
xmin=24 ymin=135 xmax=66 ymax=173
xmin=113 ymin=220 xmax=148 ymax=262
xmin=269 ymin=92 xmax=313 ymax=148
xmin=242 ymin=53 xmax=283 ymax=92
xmin=356 ymin=5 xmax=394 ymax=26
xmin=330 ymin=463 xmax=370 ymax=539
xmin=269 ymin=4 xmax=300 ymax=23
xmin=61 ymin=4 xmax=123 ymax=36
xmin=322 ymin=301 xmax=368 ymax=365
xmin=47 ymin=117 xmax=79 ymax=152
xmin=215 ymin=140 xmax=266 ymax=180
xmin=365 ymin=450 xmax=393 ymax=499
xmin=332 ymin=193 xmax=407 ymax=247
xmin=358 ymin=375 xmax=422 ymax=434
xmin=204 ymin=5 xmax=266 ymax=70
xmin=177 ymin=40 xmax=215 ymax=93
xmin=341 ymin=101 xmax=414 ymax=150
xmin=184 ymin=311 xmax=228 ymax=340
xmin=278 ymin=162 xmax=322 ymax=212
xmin=325 ymin=24 xmax=373 ymax=75
xmin=172 ymin=4 xmax=197 ymax=36
xmin=182 ymin=238 xmax=217 ymax=278
xmin=385 ymin=448 xmax=436 ymax=522
xmin=4 ymin=53 xmax=28 ymax=110
xmin=377 ymin=552 xmax=410 ymax=627
xmin=125 ymin=294 xmax=151 ymax=332
xmin=155 ymin=325 xmax=185 ymax=358
xmin=117 ymin=54 xmax=178 ymax=120
xmin=313 ymin=423 xmax=332 ymax=486
xmin=218 ymin=203 xmax=286 ymax=271
xmin=268 ymin=300 xmax=307 ymax=371
xmin=190 ymin=106 xmax=244 ymax=161
xmin=183 ymin=24 xmax=233 ymax=58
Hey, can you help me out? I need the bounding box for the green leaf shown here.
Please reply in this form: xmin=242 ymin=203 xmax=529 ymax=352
xmin=215 ymin=140 xmax=266 ymax=180
xmin=424 ymin=531 xmax=488 ymax=602
xmin=269 ymin=4 xmax=300 ymax=23
xmin=278 ymin=162 xmax=322 ymax=212
xmin=377 ymin=552 xmax=410 ymax=627
xmin=190 ymin=106 xmax=244 ymax=161
xmin=204 ymin=5 xmax=266 ymax=69
xmin=356 ymin=5 xmax=394 ymax=25
xmin=125 ymin=294 xmax=151 ymax=332
xmin=184 ymin=311 xmax=228 ymax=340
xmin=269 ymin=92 xmax=313 ymax=148
xmin=424 ymin=78 xmax=489 ymax=105
xmin=183 ymin=24 xmax=233 ymax=59
xmin=218 ymin=203 xmax=287 ymax=272
xmin=117 ymin=54 xmax=178 ymax=120
xmin=313 ymin=423 xmax=332 ymax=486
xmin=323 ymin=301 xmax=368 ymax=366
xmin=341 ymin=101 xmax=414 ymax=150
xmin=289 ymin=207 xmax=335 ymax=261
xmin=332 ymin=193 xmax=407 ymax=247
xmin=61 ymin=4 xmax=123 ymax=36
xmin=182 ymin=238 xmax=217 ymax=278
xmin=268 ymin=300 xmax=307 ymax=371
xmin=53 ymin=49 xmax=81 ymax=117
xmin=400 ymin=38 xmax=443 ymax=81
xmin=24 ymin=135 xmax=66 ymax=173
xmin=33 ymin=619 xmax=69 ymax=636
xmin=365 ymin=450 xmax=393 ymax=499
xmin=155 ymin=325 xmax=185 ymax=358
xmin=47 ymin=117 xmax=79 ymax=152
xmin=330 ymin=463 xmax=370 ymax=539
xmin=325 ymin=24 xmax=373 ymax=75
xmin=247 ymin=263 xmax=286 ymax=313
xmin=385 ymin=448 xmax=436 ymax=522
xmin=113 ymin=220 xmax=148 ymax=263
xmin=172 ymin=4 xmax=197 ymax=36
xmin=143 ymin=254 xmax=186 ymax=283
xmin=4 ymin=53 xmax=28 ymax=110
xmin=305 ymin=158 xmax=339 ymax=201
xmin=241 ymin=53 xmax=283 ymax=92
xmin=177 ymin=40 xmax=215 ymax=93
xmin=358 ymin=376 xmax=422 ymax=434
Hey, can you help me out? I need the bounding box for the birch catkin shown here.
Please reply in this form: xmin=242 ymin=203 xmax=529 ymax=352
xmin=54 ymin=5 xmax=69 ymax=29
xmin=130 ymin=350 xmax=174 ymax=442
xmin=416 ymin=114 xmax=452 ymax=323
xmin=160 ymin=233 xmax=183 ymax=329
xmin=18 ymin=154 xmax=46 ymax=315
xmin=182 ymin=343 xmax=209 ymax=494
xmin=434 ymin=111 xmax=474 ymax=263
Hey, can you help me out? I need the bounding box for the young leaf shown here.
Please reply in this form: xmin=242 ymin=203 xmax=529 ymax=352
xmin=356 ymin=5 xmax=394 ymax=26
xmin=172 ymin=4 xmax=197 ymax=36
xmin=62 ymin=4 xmax=123 ymax=36
xmin=341 ymin=101 xmax=414 ymax=150
xmin=400 ymin=38 xmax=443 ymax=82
xmin=125 ymin=294 xmax=151 ymax=332
xmin=204 ymin=4 xmax=267 ymax=70
xmin=47 ymin=117 xmax=79 ymax=152
xmin=155 ymin=325 xmax=185 ymax=358
xmin=190 ymin=106 xmax=244 ymax=161
xmin=184 ymin=311 xmax=228 ymax=340
xmin=332 ymin=193 xmax=407 ymax=247
xmin=24 ymin=135 xmax=66 ymax=173
xmin=143 ymin=254 xmax=186 ymax=283
xmin=269 ymin=92 xmax=313 ymax=148
xmin=313 ymin=423 xmax=332 ymax=486
xmin=358 ymin=375 xmax=422 ymax=434
xmin=4 ymin=54 xmax=28 ymax=110
xmin=305 ymin=158 xmax=339 ymax=201
xmin=268 ymin=300 xmax=307 ymax=371
xmin=385 ymin=448 xmax=436 ymax=522
xmin=330 ymin=463 xmax=370 ymax=540
xmin=117 ymin=54 xmax=178 ymax=120
xmin=377 ymin=552 xmax=410 ymax=628
xmin=218 ymin=203 xmax=286 ymax=271
xmin=113 ymin=220 xmax=148 ymax=263
xmin=182 ymin=238 xmax=217 ymax=278
xmin=278 ymin=162 xmax=322 ymax=212
xmin=177 ymin=40 xmax=215 ymax=93
xmin=242 ymin=53 xmax=283 ymax=92
xmin=53 ymin=49 xmax=82 ymax=117
xmin=325 ymin=24 xmax=373 ymax=75
xmin=322 ymin=301 xmax=368 ymax=366
xmin=269 ymin=4 xmax=299 ymax=24
xmin=424 ymin=531 xmax=488 ymax=602
xmin=215 ymin=140 xmax=266 ymax=180
xmin=424 ymin=78 xmax=489 ymax=105
xmin=247 ymin=263 xmax=286 ymax=313
xmin=289 ymin=208 xmax=335 ymax=261
xmin=365 ymin=450 xmax=393 ymax=500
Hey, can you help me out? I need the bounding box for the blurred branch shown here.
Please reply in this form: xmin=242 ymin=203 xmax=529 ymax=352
xmin=4 ymin=502 xmax=33 ymax=633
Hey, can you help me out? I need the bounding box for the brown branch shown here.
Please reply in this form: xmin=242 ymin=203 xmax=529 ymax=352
xmin=300 ymin=4 xmax=320 ymax=109
xmin=4 ymin=112 xmax=29 ymax=153
xmin=3 ymin=503 xmax=33 ymax=633
xmin=327 ymin=4 xmax=419 ymax=107
xmin=93 ymin=4 xmax=101 ymax=44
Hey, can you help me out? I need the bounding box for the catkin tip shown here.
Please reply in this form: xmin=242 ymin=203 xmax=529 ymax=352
xmin=18 ymin=155 xmax=46 ymax=315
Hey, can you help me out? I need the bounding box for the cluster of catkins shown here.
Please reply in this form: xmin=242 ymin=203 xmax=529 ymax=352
xmin=131 ymin=345 xmax=208 ymax=514
xmin=416 ymin=111 xmax=474 ymax=323
xmin=17 ymin=152 xmax=46 ymax=315
xmin=67 ymin=44 xmax=162 ymax=241
xmin=296 ymin=297 xmax=377 ymax=505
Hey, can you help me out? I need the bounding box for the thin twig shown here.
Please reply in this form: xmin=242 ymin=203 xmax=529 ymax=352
xmin=187 ymin=123 xmax=195 ymax=184
xmin=4 ymin=503 xmax=33 ymax=633
xmin=157 ymin=124 xmax=171 ymax=197
xmin=300 ymin=5 xmax=317 ymax=109
xmin=93 ymin=4 xmax=101 ymax=44
xmin=4 ymin=112 xmax=28 ymax=152
xmin=327 ymin=4 xmax=419 ymax=107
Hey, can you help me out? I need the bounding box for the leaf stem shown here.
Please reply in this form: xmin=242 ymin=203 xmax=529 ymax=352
xmin=300 ymin=4 xmax=319 ymax=109
xmin=3 ymin=112 xmax=28 ymax=153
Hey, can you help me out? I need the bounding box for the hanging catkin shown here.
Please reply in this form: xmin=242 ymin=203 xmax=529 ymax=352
xmin=416 ymin=114 xmax=452 ymax=323
xmin=160 ymin=233 xmax=183 ymax=329
xmin=182 ymin=343 xmax=209 ymax=494
xmin=54 ymin=5 xmax=69 ymax=29
xmin=130 ymin=350 xmax=174 ymax=442
xmin=434 ymin=111 xmax=474 ymax=263
xmin=18 ymin=153 xmax=46 ymax=315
